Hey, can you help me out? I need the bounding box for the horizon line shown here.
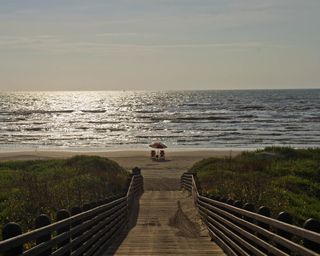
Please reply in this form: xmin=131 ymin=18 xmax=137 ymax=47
xmin=2 ymin=87 xmax=320 ymax=93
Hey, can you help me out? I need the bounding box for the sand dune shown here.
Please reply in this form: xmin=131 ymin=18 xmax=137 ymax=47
xmin=0 ymin=149 xmax=241 ymax=173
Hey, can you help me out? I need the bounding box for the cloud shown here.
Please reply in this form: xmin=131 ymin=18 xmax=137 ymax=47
xmin=95 ymin=32 xmax=139 ymax=37
xmin=0 ymin=34 xmax=288 ymax=58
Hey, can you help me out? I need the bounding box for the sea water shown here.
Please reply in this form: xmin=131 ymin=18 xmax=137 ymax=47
xmin=0 ymin=89 xmax=319 ymax=151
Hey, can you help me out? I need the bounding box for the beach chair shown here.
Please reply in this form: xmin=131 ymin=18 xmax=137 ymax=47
xmin=150 ymin=150 xmax=156 ymax=159
xmin=160 ymin=150 xmax=165 ymax=160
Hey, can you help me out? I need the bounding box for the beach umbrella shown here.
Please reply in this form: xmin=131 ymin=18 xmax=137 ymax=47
xmin=149 ymin=142 xmax=167 ymax=149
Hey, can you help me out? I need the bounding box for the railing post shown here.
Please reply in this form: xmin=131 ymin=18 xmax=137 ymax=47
xmin=303 ymin=218 xmax=320 ymax=253
xmin=56 ymin=209 xmax=71 ymax=256
xmin=35 ymin=214 xmax=52 ymax=255
xmin=257 ymin=206 xmax=270 ymax=230
xmin=126 ymin=189 xmax=130 ymax=230
xmin=220 ymin=197 xmax=227 ymax=203
xmin=141 ymin=175 xmax=144 ymax=194
xmin=132 ymin=167 xmax=141 ymax=176
xmin=126 ymin=167 xmax=140 ymax=229
xmin=226 ymin=199 xmax=234 ymax=214
xmin=132 ymin=166 xmax=141 ymax=198
xmin=243 ymin=203 xmax=255 ymax=218
xmin=70 ymin=207 xmax=82 ymax=252
xmin=83 ymin=203 xmax=91 ymax=211
xmin=213 ymin=195 xmax=221 ymax=201
xmin=192 ymin=183 xmax=196 ymax=206
xmin=233 ymin=201 xmax=242 ymax=218
xmin=276 ymin=211 xmax=293 ymax=254
xmin=243 ymin=203 xmax=255 ymax=233
xmin=257 ymin=206 xmax=271 ymax=253
xmin=70 ymin=206 xmax=81 ymax=216
xmin=226 ymin=199 xmax=234 ymax=205
xmin=191 ymin=174 xmax=198 ymax=206
xmin=89 ymin=202 xmax=97 ymax=209
xmin=2 ymin=222 xmax=23 ymax=256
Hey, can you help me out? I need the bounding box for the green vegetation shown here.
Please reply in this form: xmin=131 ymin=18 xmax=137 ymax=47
xmin=189 ymin=147 xmax=320 ymax=224
xmin=0 ymin=155 xmax=129 ymax=232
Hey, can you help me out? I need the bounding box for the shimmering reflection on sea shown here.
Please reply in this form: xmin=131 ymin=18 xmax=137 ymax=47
xmin=0 ymin=90 xmax=319 ymax=150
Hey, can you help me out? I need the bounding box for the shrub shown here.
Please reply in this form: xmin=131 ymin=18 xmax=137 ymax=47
xmin=190 ymin=147 xmax=320 ymax=224
xmin=0 ymin=155 xmax=129 ymax=233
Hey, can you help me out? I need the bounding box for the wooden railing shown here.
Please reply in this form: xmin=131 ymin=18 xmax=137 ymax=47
xmin=181 ymin=172 xmax=320 ymax=256
xmin=0 ymin=169 xmax=143 ymax=256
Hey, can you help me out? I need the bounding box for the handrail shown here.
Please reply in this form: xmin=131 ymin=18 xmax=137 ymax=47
xmin=181 ymin=172 xmax=320 ymax=256
xmin=199 ymin=195 xmax=320 ymax=244
xmin=198 ymin=200 xmax=318 ymax=256
xmin=0 ymin=199 xmax=127 ymax=251
xmin=0 ymin=170 xmax=144 ymax=256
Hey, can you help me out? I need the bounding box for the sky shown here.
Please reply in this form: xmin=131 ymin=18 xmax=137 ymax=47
xmin=0 ymin=0 xmax=319 ymax=91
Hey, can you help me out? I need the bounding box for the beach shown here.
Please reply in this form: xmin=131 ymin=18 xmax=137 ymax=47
xmin=0 ymin=149 xmax=242 ymax=169
xmin=0 ymin=149 xmax=242 ymax=190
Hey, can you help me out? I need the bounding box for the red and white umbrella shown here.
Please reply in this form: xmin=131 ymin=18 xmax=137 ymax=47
xmin=149 ymin=142 xmax=167 ymax=149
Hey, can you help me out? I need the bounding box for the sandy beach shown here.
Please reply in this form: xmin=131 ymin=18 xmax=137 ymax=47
xmin=0 ymin=149 xmax=242 ymax=170
xmin=0 ymin=149 xmax=242 ymax=190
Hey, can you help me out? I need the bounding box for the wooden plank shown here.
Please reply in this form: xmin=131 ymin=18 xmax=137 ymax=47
xmin=102 ymin=191 xmax=225 ymax=256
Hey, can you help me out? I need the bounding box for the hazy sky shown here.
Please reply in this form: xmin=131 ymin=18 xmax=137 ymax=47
xmin=0 ymin=0 xmax=319 ymax=91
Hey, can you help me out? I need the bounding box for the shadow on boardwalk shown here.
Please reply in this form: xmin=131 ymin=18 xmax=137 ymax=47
xmin=169 ymin=201 xmax=200 ymax=238
xmin=102 ymin=199 xmax=140 ymax=255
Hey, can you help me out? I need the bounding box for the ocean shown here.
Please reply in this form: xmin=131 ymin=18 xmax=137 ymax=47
xmin=0 ymin=89 xmax=319 ymax=151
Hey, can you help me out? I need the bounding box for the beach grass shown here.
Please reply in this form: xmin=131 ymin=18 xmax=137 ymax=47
xmin=0 ymin=155 xmax=129 ymax=233
xmin=189 ymin=147 xmax=320 ymax=224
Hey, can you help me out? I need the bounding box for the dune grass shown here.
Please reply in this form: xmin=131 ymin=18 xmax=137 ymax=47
xmin=189 ymin=147 xmax=320 ymax=224
xmin=0 ymin=155 xmax=129 ymax=233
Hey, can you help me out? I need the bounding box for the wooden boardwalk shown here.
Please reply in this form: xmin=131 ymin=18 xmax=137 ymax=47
xmin=103 ymin=167 xmax=225 ymax=255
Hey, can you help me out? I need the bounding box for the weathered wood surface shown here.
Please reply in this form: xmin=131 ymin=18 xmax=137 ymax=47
xmin=103 ymin=167 xmax=225 ymax=256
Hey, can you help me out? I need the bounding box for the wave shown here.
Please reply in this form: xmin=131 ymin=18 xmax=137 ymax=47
xmin=75 ymin=127 xmax=89 ymax=130
xmin=95 ymin=127 xmax=126 ymax=132
xmin=1 ymin=128 xmax=19 ymax=132
xmin=240 ymin=114 xmax=257 ymax=118
xmin=284 ymin=126 xmax=304 ymax=130
xmin=88 ymin=121 xmax=121 ymax=124
xmin=81 ymin=110 xmax=106 ymax=113
xmin=134 ymin=110 xmax=164 ymax=113
xmin=254 ymin=119 xmax=277 ymax=123
xmin=304 ymin=117 xmax=320 ymax=122
xmin=177 ymin=116 xmax=232 ymax=121
xmin=0 ymin=117 xmax=27 ymax=122
xmin=238 ymin=105 xmax=265 ymax=110
xmin=25 ymin=127 xmax=44 ymax=132
xmin=0 ymin=110 xmax=74 ymax=115
xmin=171 ymin=130 xmax=184 ymax=133
xmin=136 ymin=135 xmax=185 ymax=139
xmin=182 ymin=102 xmax=212 ymax=106
xmin=257 ymin=133 xmax=283 ymax=136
